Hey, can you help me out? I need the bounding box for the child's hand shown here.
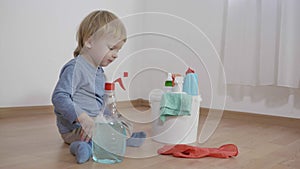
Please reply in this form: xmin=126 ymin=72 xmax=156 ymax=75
xmin=77 ymin=113 xmax=94 ymax=142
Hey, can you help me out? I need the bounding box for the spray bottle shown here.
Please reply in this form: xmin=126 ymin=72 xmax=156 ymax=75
xmin=183 ymin=67 xmax=199 ymax=96
xmin=92 ymin=72 xmax=132 ymax=164
xmin=173 ymin=75 xmax=184 ymax=93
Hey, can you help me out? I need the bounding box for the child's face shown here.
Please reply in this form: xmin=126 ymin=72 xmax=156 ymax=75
xmin=100 ymin=39 xmax=125 ymax=67
xmin=85 ymin=35 xmax=125 ymax=67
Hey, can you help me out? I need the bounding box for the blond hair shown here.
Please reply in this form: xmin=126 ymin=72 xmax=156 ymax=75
xmin=73 ymin=10 xmax=127 ymax=57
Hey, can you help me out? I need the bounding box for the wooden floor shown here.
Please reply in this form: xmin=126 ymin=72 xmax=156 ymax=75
xmin=0 ymin=106 xmax=300 ymax=169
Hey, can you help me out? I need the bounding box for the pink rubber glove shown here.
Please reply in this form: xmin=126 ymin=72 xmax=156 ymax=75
xmin=158 ymin=144 xmax=238 ymax=159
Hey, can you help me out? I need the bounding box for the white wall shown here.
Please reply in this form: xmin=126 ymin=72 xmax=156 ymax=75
xmin=1 ymin=0 xmax=299 ymax=118
xmin=0 ymin=0 xmax=144 ymax=107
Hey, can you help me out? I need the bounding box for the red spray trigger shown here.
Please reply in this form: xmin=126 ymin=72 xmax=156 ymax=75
xmin=186 ymin=67 xmax=195 ymax=74
xmin=114 ymin=78 xmax=126 ymax=91
xmin=113 ymin=72 xmax=128 ymax=91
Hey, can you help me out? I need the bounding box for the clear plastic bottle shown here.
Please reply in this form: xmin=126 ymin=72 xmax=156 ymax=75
xmin=92 ymin=82 xmax=127 ymax=164
xmin=173 ymin=76 xmax=184 ymax=92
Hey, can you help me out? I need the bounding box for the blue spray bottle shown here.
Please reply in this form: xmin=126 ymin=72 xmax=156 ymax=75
xmin=183 ymin=68 xmax=199 ymax=96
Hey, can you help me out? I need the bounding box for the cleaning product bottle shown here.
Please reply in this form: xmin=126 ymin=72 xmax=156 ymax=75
xmin=183 ymin=68 xmax=199 ymax=96
xmin=164 ymin=73 xmax=173 ymax=93
xmin=92 ymin=82 xmax=127 ymax=164
xmin=173 ymin=76 xmax=184 ymax=92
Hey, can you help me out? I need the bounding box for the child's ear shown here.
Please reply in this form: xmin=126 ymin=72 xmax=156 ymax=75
xmin=84 ymin=38 xmax=93 ymax=48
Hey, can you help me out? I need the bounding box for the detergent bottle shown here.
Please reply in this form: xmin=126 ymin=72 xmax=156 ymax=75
xmin=164 ymin=73 xmax=173 ymax=93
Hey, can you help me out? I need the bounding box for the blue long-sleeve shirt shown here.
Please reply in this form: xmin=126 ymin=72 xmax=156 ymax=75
xmin=52 ymin=55 xmax=105 ymax=134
